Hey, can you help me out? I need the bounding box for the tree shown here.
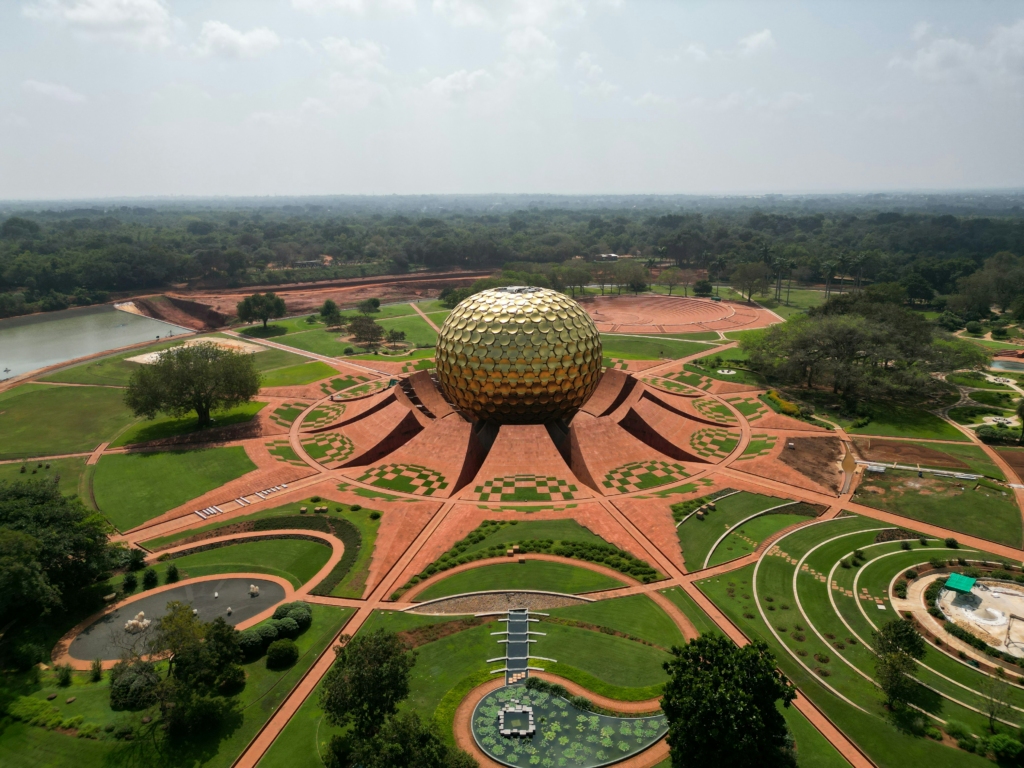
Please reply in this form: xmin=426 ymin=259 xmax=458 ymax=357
xmin=386 ymin=329 xmax=406 ymax=349
xmin=978 ymin=673 xmax=1011 ymax=733
xmin=900 ymin=272 xmax=934 ymax=305
xmin=693 ymin=279 xmax=713 ymax=297
xmin=616 ymin=260 xmax=649 ymax=294
xmin=658 ymin=267 xmax=684 ymax=296
xmin=357 ymin=298 xmax=381 ymax=314
xmin=662 ymin=634 xmax=796 ymax=768
xmin=0 ymin=480 xmax=110 ymax=619
xmin=320 ymin=299 xmax=342 ymax=327
xmin=349 ymin=316 xmax=385 ymax=353
xmin=236 ymin=292 xmax=285 ymax=328
xmin=124 ymin=342 xmax=261 ymax=429
xmin=440 ymin=286 xmax=473 ymax=309
xmin=320 ymin=629 xmax=416 ymax=740
xmin=732 ymin=262 xmax=771 ymax=303
xmin=1017 ymin=398 xmax=1024 ymax=443
xmin=872 ymin=619 xmax=925 ymax=711
xmin=562 ymin=263 xmax=591 ymax=298
xmin=343 ymin=712 xmax=477 ymax=768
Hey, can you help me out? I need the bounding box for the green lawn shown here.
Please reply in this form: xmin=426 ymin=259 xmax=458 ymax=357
xmin=260 ymin=361 xmax=339 ymax=387
xmin=706 ymin=512 xmax=812 ymax=567
xmin=350 ymin=348 xmax=436 ymax=362
xmin=658 ymin=587 xmax=722 ymax=637
xmin=251 ymin=346 xmax=310 ymax=371
xmin=969 ymin=390 xmax=1017 ymax=408
xmin=93 ymin=446 xmax=257 ymax=531
xmin=762 ymin=288 xmax=827 ymax=319
xmin=413 ymin=560 xmax=624 ymax=602
xmin=0 ymin=604 xmax=352 ymax=768
xmin=0 ymin=385 xmax=135 ymax=459
xmin=271 ymin=329 xmax=355 ymax=357
xmin=0 ymin=456 xmax=88 ymax=497
xmin=676 ymin=492 xmax=788 ymax=570
xmin=459 ymin=519 xmax=609 ymax=556
xmin=947 ymin=372 xmax=1016 ymax=390
xmin=539 ymin=622 xmax=671 ymax=690
xmin=377 ymin=314 xmax=438 ymax=347
xmin=948 ymin=405 xmax=1008 ymax=425
xmin=546 ymin=594 xmax=685 ymax=649
xmin=600 ymin=335 xmax=712 ymax=360
xmin=122 ymin=539 xmax=332 ymax=589
xmin=684 ymin=361 xmax=766 ymax=386
xmin=110 ymin=401 xmax=268 ymax=447
xmin=841 ymin=403 xmax=968 ymax=441
xmin=852 ymin=468 xmax=1022 ymax=546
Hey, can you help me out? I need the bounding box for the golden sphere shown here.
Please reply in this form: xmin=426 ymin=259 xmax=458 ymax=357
xmin=435 ymin=286 xmax=603 ymax=424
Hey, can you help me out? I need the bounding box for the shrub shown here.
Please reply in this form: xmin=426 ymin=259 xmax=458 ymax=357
xmin=894 ymin=580 xmax=908 ymax=599
xmin=989 ymin=733 xmax=1024 ymax=761
xmin=109 ymin=659 xmax=160 ymax=710
xmin=965 ymin=321 xmax=983 ymax=334
xmin=55 ymin=664 xmax=72 ymax=687
xmin=944 ymin=537 xmax=958 ymax=548
xmin=11 ymin=642 xmax=47 ymax=671
xmin=287 ymin=608 xmax=313 ymax=631
xmin=925 ymin=726 xmax=943 ymax=740
xmin=266 ymin=639 xmax=299 ymax=670
xmin=141 ymin=568 xmax=157 ymax=590
xmin=369 ymin=511 xmax=381 ymax=520
xmin=165 ymin=563 xmax=179 ymax=584
xmin=943 ymin=720 xmax=971 ymax=740
xmin=852 ymin=416 xmax=871 ymax=428
xmin=218 ymin=663 xmax=246 ymax=693
xmin=122 ymin=572 xmax=137 ymax=593
xmin=310 ymin=496 xmax=321 ymax=503
xmin=238 ymin=629 xmax=264 ymax=660
xmin=273 ymin=617 xmax=300 ymax=639
xmin=127 ymin=548 xmax=147 ymax=571
xmin=256 ymin=623 xmax=279 ymax=643
xmin=901 ymin=541 xmax=911 ymax=551
xmin=90 ymin=658 xmax=103 ymax=682
xmin=905 ymin=570 xmax=918 ymax=579
xmin=350 ymin=504 xmax=361 ymax=511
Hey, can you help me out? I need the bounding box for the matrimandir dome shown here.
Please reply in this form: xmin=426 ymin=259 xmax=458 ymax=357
xmin=435 ymin=286 xmax=603 ymax=424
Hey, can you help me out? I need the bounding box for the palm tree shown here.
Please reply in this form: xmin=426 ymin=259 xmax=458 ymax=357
xmin=785 ymin=259 xmax=798 ymax=305
xmin=821 ymin=260 xmax=837 ymax=299
xmin=711 ymin=256 xmax=728 ymax=296
xmin=835 ymin=252 xmax=850 ymax=295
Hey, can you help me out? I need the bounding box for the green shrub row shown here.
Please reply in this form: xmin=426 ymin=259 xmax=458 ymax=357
xmin=669 ymin=488 xmax=736 ymax=522
xmin=237 ymin=601 xmax=312 ymax=661
xmin=764 ymin=390 xmax=799 ymax=416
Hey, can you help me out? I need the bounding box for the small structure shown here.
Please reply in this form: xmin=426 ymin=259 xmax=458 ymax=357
xmin=498 ymin=704 xmax=536 ymax=737
xmin=249 ymin=584 xmax=260 ymax=597
xmin=946 ymin=573 xmax=977 ymax=595
xmin=124 ymin=612 xmax=151 ymax=634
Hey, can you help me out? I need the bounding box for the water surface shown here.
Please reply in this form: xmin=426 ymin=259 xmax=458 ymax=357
xmin=0 ymin=304 xmax=191 ymax=380
xmin=990 ymin=360 xmax=1024 ymax=372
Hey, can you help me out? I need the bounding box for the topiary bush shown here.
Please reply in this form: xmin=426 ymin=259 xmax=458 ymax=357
xmin=122 ymin=572 xmax=137 ymax=593
xmin=266 ymin=639 xmax=298 ymax=670
xmin=141 ymin=568 xmax=158 ymax=590
xmin=256 ymin=623 xmax=279 ymax=644
xmin=237 ymin=629 xmax=264 ymax=660
xmin=272 ymin=617 xmax=300 ymax=639
xmin=55 ymin=664 xmax=72 ymax=687
xmin=165 ymin=563 xmax=179 ymax=583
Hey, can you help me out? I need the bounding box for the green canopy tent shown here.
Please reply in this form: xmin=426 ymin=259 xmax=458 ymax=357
xmin=945 ymin=573 xmax=977 ymax=594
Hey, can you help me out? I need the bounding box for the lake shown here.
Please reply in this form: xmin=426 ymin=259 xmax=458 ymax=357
xmin=990 ymin=360 xmax=1024 ymax=372
xmin=0 ymin=304 xmax=192 ymax=381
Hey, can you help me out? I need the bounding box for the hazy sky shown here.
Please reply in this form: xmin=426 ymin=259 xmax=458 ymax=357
xmin=2 ymin=0 xmax=1023 ymax=199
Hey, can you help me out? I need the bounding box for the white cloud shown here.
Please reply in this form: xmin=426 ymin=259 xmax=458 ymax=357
xmin=632 ymin=92 xmax=674 ymax=107
xmin=291 ymin=0 xmax=415 ymax=15
xmin=431 ymin=0 xmax=584 ymax=29
xmin=22 ymin=0 xmax=175 ymax=47
xmin=424 ymin=68 xmax=491 ymax=97
xmin=685 ymin=43 xmax=709 ymax=62
xmin=737 ymin=29 xmax=775 ymax=57
xmin=327 ymin=72 xmax=392 ymax=108
xmin=911 ymin=21 xmax=931 ymax=42
xmin=321 ymin=37 xmax=388 ymax=74
xmin=195 ymin=21 xmax=280 ymax=58
xmin=22 ymin=79 xmax=87 ymax=103
xmin=500 ymin=26 xmax=558 ymax=80
xmin=574 ymin=51 xmax=602 ymax=78
xmin=893 ymin=19 xmax=1024 ymax=84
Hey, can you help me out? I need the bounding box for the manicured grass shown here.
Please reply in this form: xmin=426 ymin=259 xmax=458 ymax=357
xmin=539 ymin=623 xmax=670 ymax=690
xmin=459 ymin=519 xmax=609 ymax=556
xmin=110 ymin=401 xmax=267 ymax=447
xmin=685 ymin=361 xmax=766 ymax=386
xmin=0 ymin=456 xmax=87 ymax=497
xmin=949 ymin=405 xmax=1008 ymax=425
xmin=723 ymin=328 xmax=768 ymax=343
xmin=600 ymin=335 xmax=711 ymax=360
xmin=763 ymin=288 xmax=827 ymax=319
xmin=676 ymin=492 xmax=788 ymax=570
xmin=260 ymin=360 xmax=339 ymax=387
xmin=845 ymin=403 xmax=968 ymax=441
xmin=969 ymin=389 xmax=1018 ymax=408
xmin=651 ymin=331 xmax=722 ymax=341
xmin=114 ymin=538 xmax=332 ymax=590
xmin=268 ymin=401 xmax=307 ymax=427
xmin=377 ymin=314 xmax=438 ymax=347
xmin=272 ymin=329 xmax=354 ymax=357
xmin=853 ymin=468 xmax=1022 ymax=546
xmin=251 ymin=346 xmax=310 ymax=371
xmin=93 ymin=446 xmax=256 ymax=531
xmin=698 ymin=554 xmax=993 ymax=768
xmin=238 ymin=317 xmax=323 ymax=337
xmin=413 ymin=560 xmax=624 ymax=602
xmin=349 ymin=348 xmax=436 ymax=361
xmin=0 ymin=604 xmax=353 ymax=768
xmin=0 ymin=385 xmax=135 ymax=459
xmin=706 ymin=512 xmax=811 ymax=567
xmin=658 ymin=587 xmax=723 ymax=637
xmin=546 ymin=595 xmax=686 ymax=649
xmin=947 ymin=372 xmax=1016 ymax=390
xmin=416 ymin=299 xmax=449 ymax=312
xmin=256 ymin=675 xmax=338 ymax=768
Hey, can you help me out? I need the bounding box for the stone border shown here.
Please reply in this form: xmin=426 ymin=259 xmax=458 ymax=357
xmin=406 ymin=589 xmax=594 ymax=615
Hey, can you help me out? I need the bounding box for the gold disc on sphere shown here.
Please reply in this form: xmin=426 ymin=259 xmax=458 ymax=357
xmin=435 ymin=286 xmax=603 ymax=424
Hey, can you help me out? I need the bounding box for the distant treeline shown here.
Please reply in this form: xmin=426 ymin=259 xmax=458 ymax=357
xmin=1 ymin=201 xmax=1023 ymax=318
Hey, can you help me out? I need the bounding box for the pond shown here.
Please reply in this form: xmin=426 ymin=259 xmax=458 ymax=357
xmin=0 ymin=304 xmax=191 ymax=381
xmin=472 ymin=684 xmax=668 ymax=767
xmin=67 ymin=577 xmax=286 ymax=661
xmin=990 ymin=360 xmax=1024 ymax=372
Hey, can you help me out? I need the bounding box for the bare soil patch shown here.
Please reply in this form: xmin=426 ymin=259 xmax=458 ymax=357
xmin=778 ymin=436 xmax=843 ymax=493
xmin=996 ymin=447 xmax=1024 ymax=477
xmin=853 ymin=438 xmax=969 ymax=469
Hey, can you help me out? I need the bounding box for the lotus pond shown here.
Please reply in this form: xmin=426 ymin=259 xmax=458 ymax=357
xmin=471 ymin=684 xmax=667 ymax=767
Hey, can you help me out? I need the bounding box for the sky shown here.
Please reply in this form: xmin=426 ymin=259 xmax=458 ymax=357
xmin=1 ymin=0 xmax=1023 ymax=199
